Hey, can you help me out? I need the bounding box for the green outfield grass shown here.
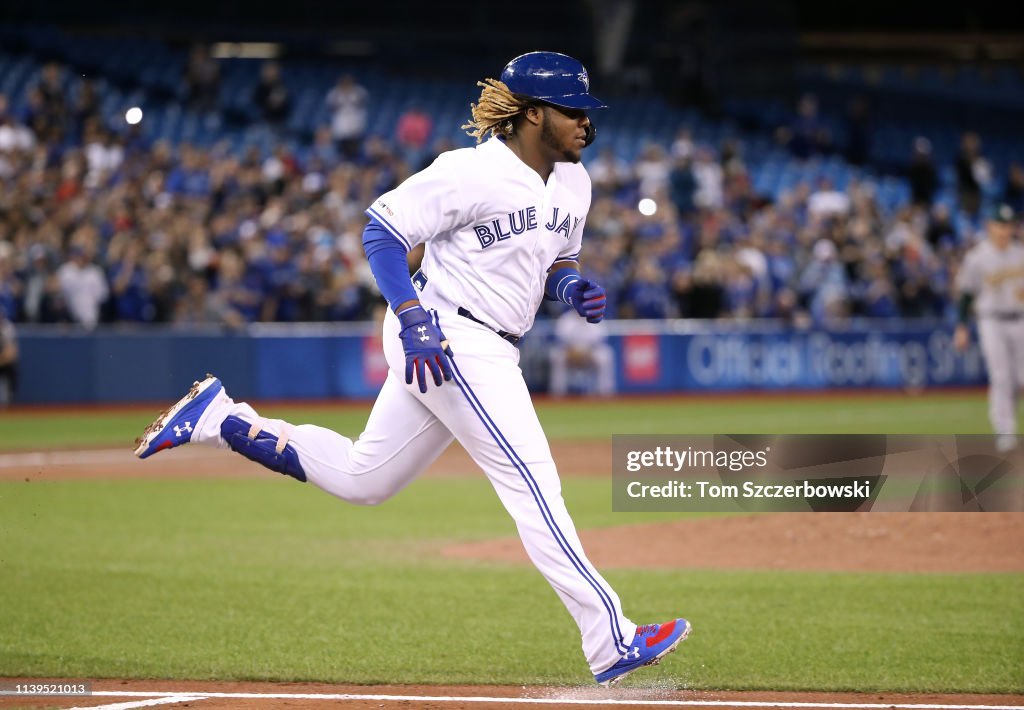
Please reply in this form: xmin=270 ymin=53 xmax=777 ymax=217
xmin=0 ymin=391 xmax=1007 ymax=451
xmin=1 ymin=392 xmax=1022 ymax=692
xmin=1 ymin=477 xmax=1021 ymax=691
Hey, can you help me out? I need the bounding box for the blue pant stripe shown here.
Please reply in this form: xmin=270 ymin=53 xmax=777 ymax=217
xmin=451 ymin=364 xmax=628 ymax=654
xmin=437 ymin=313 xmax=627 ymax=655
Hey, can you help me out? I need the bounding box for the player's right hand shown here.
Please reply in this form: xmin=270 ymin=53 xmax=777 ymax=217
xmin=397 ymin=305 xmax=453 ymax=394
xmin=953 ymin=324 xmax=970 ymax=353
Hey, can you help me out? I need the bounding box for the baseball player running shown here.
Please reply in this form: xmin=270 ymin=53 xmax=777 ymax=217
xmin=134 ymin=51 xmax=689 ymax=686
xmin=954 ymin=203 xmax=1024 ymax=452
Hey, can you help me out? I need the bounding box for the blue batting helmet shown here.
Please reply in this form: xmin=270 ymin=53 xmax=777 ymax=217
xmin=500 ymin=51 xmax=606 ymax=110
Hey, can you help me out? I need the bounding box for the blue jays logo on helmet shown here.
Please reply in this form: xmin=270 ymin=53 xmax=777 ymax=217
xmin=500 ymin=51 xmax=606 ymax=110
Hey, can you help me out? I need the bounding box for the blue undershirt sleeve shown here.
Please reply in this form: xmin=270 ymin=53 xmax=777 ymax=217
xmin=363 ymin=218 xmax=418 ymax=311
xmin=544 ymin=266 xmax=581 ymax=304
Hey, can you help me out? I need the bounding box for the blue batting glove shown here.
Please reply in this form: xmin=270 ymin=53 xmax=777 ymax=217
xmin=567 ymin=279 xmax=607 ymax=323
xmin=397 ymin=305 xmax=453 ymax=393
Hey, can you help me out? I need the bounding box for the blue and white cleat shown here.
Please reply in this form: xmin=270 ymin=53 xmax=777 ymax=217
xmin=595 ymin=618 xmax=691 ymax=687
xmin=133 ymin=375 xmax=224 ymax=459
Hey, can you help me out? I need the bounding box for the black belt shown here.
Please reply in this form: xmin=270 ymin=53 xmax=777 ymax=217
xmin=458 ymin=308 xmax=521 ymax=345
xmin=986 ymin=313 xmax=1023 ymax=321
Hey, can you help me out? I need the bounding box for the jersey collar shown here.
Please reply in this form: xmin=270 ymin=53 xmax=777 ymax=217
xmin=484 ymin=136 xmax=554 ymax=189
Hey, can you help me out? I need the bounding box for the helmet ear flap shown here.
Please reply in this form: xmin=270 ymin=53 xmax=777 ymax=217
xmin=583 ymin=122 xmax=597 ymax=147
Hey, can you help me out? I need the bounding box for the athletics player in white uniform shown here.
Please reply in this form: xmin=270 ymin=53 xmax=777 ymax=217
xmin=134 ymin=52 xmax=689 ymax=686
xmin=954 ymin=203 xmax=1024 ymax=452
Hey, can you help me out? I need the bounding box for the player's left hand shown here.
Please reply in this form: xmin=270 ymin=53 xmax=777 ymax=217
xmin=397 ymin=305 xmax=453 ymax=393
xmin=568 ymin=279 xmax=607 ymax=323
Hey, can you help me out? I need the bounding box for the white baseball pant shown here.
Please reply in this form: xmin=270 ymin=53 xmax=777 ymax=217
xmin=192 ymin=306 xmax=636 ymax=674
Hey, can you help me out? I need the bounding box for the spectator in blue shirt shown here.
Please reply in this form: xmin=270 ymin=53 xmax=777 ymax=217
xmin=213 ymin=249 xmax=262 ymax=323
xmin=108 ymin=240 xmax=154 ymax=322
xmin=799 ymin=239 xmax=850 ymax=325
xmin=622 ymin=257 xmax=673 ymax=319
xmin=263 ymin=232 xmax=304 ymax=322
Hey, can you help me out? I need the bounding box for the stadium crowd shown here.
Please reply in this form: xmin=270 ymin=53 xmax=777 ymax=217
xmin=0 ymin=61 xmax=1020 ymax=331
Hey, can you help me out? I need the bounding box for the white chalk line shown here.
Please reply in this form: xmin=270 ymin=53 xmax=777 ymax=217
xmin=70 ymin=696 xmax=207 ymax=710
xmin=65 ymin=691 xmax=1024 ymax=708
xmin=0 ymin=447 xmax=227 ymax=468
xmin=0 ymin=449 xmax=136 ymax=467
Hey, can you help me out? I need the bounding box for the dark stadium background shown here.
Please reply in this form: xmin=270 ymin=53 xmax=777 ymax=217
xmin=0 ymin=0 xmax=1021 ymax=403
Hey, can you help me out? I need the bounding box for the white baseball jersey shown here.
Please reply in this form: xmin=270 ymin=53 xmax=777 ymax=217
xmin=366 ymin=136 xmax=590 ymax=336
xmin=956 ymin=236 xmax=1024 ymax=439
xmin=957 ymin=239 xmax=1024 ymax=316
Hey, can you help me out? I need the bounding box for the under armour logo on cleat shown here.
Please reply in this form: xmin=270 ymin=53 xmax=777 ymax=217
xmin=624 ymin=646 xmax=641 ymax=660
xmin=417 ymin=325 xmax=430 ymax=342
xmin=173 ymin=422 xmax=193 ymax=437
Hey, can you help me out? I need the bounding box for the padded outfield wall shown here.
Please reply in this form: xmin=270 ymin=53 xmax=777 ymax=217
xmin=13 ymin=320 xmax=986 ymax=404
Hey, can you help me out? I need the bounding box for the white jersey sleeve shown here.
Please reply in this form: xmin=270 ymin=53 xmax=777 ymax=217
xmin=365 ymin=152 xmax=468 ymax=252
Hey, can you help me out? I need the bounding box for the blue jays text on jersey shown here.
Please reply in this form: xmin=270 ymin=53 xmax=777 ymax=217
xmin=474 ymin=206 xmax=580 ymax=249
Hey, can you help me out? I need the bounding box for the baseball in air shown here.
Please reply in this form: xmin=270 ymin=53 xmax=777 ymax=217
xmin=125 ymin=107 xmax=143 ymax=125
xmin=638 ymin=198 xmax=657 ymax=216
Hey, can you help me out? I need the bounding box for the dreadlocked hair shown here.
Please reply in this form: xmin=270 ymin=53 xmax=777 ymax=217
xmin=461 ymin=78 xmax=531 ymax=143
